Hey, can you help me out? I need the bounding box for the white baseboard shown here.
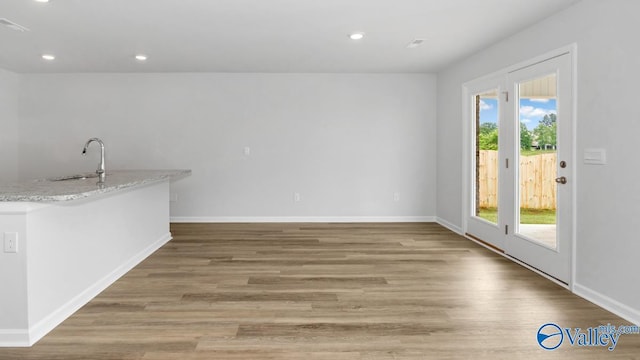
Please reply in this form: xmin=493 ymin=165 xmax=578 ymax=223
xmin=8 ymin=233 xmax=172 ymax=347
xmin=436 ymin=217 xmax=463 ymax=234
xmin=0 ymin=329 xmax=29 ymax=347
xmin=573 ymin=283 xmax=640 ymax=326
xmin=171 ymin=216 xmax=436 ymax=223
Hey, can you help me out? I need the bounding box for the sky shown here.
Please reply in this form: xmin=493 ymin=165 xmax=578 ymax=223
xmin=479 ymin=97 xmax=557 ymax=130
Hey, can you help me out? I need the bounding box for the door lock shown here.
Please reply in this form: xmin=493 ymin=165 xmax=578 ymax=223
xmin=555 ymin=176 xmax=567 ymax=184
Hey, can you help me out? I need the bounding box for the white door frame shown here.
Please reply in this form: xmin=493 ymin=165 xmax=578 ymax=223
xmin=461 ymin=44 xmax=577 ymax=289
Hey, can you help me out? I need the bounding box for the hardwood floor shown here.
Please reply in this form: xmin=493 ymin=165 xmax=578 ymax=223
xmin=2 ymin=223 xmax=639 ymax=359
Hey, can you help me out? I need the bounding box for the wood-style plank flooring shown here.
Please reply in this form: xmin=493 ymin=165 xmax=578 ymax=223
xmin=2 ymin=223 xmax=639 ymax=359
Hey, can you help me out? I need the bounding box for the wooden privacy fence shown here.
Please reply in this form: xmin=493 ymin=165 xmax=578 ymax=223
xmin=478 ymin=150 xmax=557 ymax=209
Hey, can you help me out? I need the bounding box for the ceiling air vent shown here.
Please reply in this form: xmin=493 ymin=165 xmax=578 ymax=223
xmin=0 ymin=18 xmax=30 ymax=32
xmin=407 ymin=38 xmax=425 ymax=49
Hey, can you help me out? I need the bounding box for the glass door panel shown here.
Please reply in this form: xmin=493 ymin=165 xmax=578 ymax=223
xmin=474 ymin=90 xmax=499 ymax=225
xmin=465 ymin=74 xmax=506 ymax=251
xmin=516 ymin=74 xmax=558 ymax=249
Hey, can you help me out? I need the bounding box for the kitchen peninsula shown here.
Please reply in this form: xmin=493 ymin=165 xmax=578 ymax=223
xmin=0 ymin=169 xmax=190 ymax=346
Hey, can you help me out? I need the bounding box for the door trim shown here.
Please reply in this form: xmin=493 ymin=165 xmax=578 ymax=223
xmin=461 ymin=44 xmax=577 ymax=290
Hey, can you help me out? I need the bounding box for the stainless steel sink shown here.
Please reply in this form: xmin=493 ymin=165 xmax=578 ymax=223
xmin=47 ymin=173 xmax=99 ymax=181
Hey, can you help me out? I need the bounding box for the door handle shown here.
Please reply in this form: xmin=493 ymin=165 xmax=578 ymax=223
xmin=555 ymin=176 xmax=567 ymax=184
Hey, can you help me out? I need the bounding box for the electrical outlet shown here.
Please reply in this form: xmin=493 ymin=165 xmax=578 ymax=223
xmin=4 ymin=232 xmax=18 ymax=253
xmin=294 ymin=192 xmax=301 ymax=202
xmin=393 ymin=192 xmax=400 ymax=202
xmin=244 ymin=146 xmax=251 ymax=156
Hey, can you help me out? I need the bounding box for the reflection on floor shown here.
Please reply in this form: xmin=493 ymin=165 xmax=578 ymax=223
xmin=518 ymin=224 xmax=557 ymax=249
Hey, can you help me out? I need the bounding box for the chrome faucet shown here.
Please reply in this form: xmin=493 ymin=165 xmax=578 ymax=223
xmin=82 ymin=138 xmax=106 ymax=183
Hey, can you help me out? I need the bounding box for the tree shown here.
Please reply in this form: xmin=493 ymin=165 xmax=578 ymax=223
xmin=533 ymin=113 xmax=557 ymax=148
xmin=540 ymin=113 xmax=557 ymax=127
xmin=479 ymin=122 xmax=497 ymax=135
xmin=520 ymin=122 xmax=533 ymax=150
xmin=478 ymin=122 xmax=533 ymax=150
xmin=479 ymin=128 xmax=498 ymax=150
xmin=478 ymin=122 xmax=498 ymax=150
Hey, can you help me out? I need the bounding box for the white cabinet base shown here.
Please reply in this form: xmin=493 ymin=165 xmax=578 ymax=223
xmin=0 ymin=181 xmax=171 ymax=347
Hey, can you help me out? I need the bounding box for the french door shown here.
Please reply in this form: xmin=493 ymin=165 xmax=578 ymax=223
xmin=465 ymin=75 xmax=508 ymax=250
xmin=464 ymin=51 xmax=574 ymax=283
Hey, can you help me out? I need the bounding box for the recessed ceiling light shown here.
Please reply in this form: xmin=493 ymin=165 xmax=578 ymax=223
xmin=35 ymin=0 xmax=50 ymax=3
xmin=349 ymin=33 xmax=365 ymax=40
xmin=42 ymin=54 xmax=55 ymax=61
xmin=135 ymin=54 xmax=147 ymax=61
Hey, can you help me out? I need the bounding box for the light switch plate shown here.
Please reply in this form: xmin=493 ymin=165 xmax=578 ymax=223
xmin=584 ymin=148 xmax=606 ymax=165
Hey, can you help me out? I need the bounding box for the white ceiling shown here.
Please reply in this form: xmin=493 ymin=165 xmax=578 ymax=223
xmin=0 ymin=0 xmax=581 ymax=74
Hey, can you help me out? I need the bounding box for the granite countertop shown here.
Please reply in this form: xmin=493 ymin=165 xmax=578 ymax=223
xmin=0 ymin=169 xmax=191 ymax=202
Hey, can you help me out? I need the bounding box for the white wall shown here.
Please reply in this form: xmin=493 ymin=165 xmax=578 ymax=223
xmin=0 ymin=68 xmax=20 ymax=182
xmin=437 ymin=0 xmax=640 ymax=323
xmin=18 ymin=73 xmax=436 ymax=220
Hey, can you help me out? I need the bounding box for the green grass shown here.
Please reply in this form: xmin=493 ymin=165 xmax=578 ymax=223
xmin=520 ymin=149 xmax=557 ymax=156
xmin=477 ymin=207 xmax=556 ymax=224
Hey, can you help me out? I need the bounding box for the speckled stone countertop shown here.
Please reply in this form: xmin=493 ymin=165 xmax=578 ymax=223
xmin=0 ymin=169 xmax=191 ymax=202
